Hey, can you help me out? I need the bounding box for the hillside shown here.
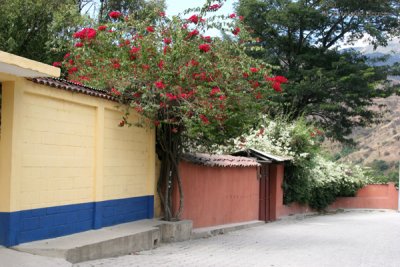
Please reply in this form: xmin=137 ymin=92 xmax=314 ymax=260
xmin=326 ymin=39 xmax=400 ymax=173
xmin=336 ymin=95 xmax=400 ymax=167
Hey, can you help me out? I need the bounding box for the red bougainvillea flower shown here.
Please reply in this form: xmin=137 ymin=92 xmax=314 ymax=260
xmin=68 ymin=67 xmax=78 ymax=74
xmin=73 ymin=28 xmax=97 ymax=40
xmin=272 ymin=82 xmax=282 ymax=92
xmin=98 ymin=25 xmax=107 ymax=31
xmin=229 ymin=13 xmax=236 ymax=18
xmin=199 ymin=43 xmax=211 ymax=53
xmin=163 ymin=38 xmax=172 ymax=45
xmin=163 ymin=46 xmax=170 ymax=55
xmin=159 ymin=11 xmax=166 ymax=17
xmin=158 ymin=60 xmax=164 ymax=69
xmin=111 ymin=87 xmax=121 ymax=95
xmin=250 ymin=67 xmax=259 ymax=73
xmin=274 ymin=76 xmax=289 ymax=83
xmin=187 ymin=14 xmax=199 ymax=24
xmin=219 ymin=95 xmax=227 ymax=101
xmin=146 ymin=26 xmax=155 ymax=32
xmin=166 ymin=93 xmax=177 ymax=101
xmin=79 ymin=76 xmax=90 ymax=81
xmin=112 ymin=62 xmax=121 ymax=69
xmin=154 ymin=81 xmax=166 ymax=89
xmin=109 ymin=11 xmax=122 ymax=19
xmin=239 ymin=16 xmax=244 ymax=21
xmin=75 ymin=42 xmax=84 ymax=47
xmin=202 ymin=36 xmax=212 ymax=43
xmin=130 ymin=46 xmax=140 ymax=54
xmin=265 ymin=75 xmax=288 ymax=84
xmin=64 ymin=53 xmax=70 ymax=59
xmin=52 ymin=62 xmax=62 ymax=67
xmin=199 ymin=114 xmax=210 ymax=124
xmin=251 ymin=81 xmax=260 ymax=88
xmin=188 ymin=29 xmax=199 ymax=38
xmin=210 ymin=87 xmax=221 ymax=96
xmin=189 ymin=59 xmax=199 ymax=67
xmin=255 ymin=92 xmax=262 ymax=99
xmin=208 ymin=4 xmax=222 ymax=11
xmin=243 ymin=72 xmax=249 ymax=78
xmin=232 ymin=27 xmax=241 ymax=35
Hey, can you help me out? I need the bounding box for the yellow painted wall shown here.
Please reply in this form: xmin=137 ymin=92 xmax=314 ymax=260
xmin=0 ymin=76 xmax=156 ymax=213
xmin=0 ymin=80 xmax=15 ymax=212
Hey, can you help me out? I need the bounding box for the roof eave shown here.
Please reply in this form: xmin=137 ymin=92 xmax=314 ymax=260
xmin=0 ymin=51 xmax=60 ymax=78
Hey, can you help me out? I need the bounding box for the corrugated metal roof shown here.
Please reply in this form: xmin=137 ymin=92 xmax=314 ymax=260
xmin=29 ymin=77 xmax=117 ymax=101
xmin=232 ymin=148 xmax=292 ymax=162
xmin=182 ymin=153 xmax=260 ymax=168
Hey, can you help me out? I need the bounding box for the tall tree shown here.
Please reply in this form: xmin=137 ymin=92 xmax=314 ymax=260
xmin=98 ymin=0 xmax=166 ymax=22
xmin=236 ymin=0 xmax=400 ymax=142
xmin=0 ymin=0 xmax=85 ymax=64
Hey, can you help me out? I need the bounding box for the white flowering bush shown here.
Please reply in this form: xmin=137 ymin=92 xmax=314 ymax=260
xmin=195 ymin=116 xmax=368 ymax=211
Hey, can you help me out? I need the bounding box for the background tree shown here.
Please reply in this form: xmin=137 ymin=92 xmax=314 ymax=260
xmin=0 ymin=0 xmax=85 ymax=64
xmin=236 ymin=0 xmax=400 ymax=142
xmin=98 ymin=0 xmax=166 ymax=23
xmin=57 ymin=1 xmax=286 ymax=220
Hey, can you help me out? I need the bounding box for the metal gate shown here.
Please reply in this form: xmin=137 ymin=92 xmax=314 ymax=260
xmin=259 ymin=163 xmax=272 ymax=221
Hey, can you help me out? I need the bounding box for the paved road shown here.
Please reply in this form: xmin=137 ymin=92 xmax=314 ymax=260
xmin=76 ymin=210 xmax=400 ymax=267
xmin=1 ymin=210 xmax=399 ymax=267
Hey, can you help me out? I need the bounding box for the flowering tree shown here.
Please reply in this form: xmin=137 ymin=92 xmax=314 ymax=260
xmin=56 ymin=0 xmax=287 ymax=221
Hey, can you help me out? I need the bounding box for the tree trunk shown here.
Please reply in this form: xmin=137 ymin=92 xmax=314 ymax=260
xmin=156 ymin=124 xmax=184 ymax=221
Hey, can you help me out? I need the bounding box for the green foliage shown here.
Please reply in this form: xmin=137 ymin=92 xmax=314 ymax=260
xmin=0 ymin=0 xmax=85 ymax=64
xmin=332 ymin=144 xmax=356 ymax=161
xmin=236 ymin=0 xmax=400 ymax=142
xmin=366 ymin=160 xmax=399 ymax=187
xmin=220 ymin=116 xmax=367 ymax=210
xmin=284 ymin=155 xmax=367 ymax=211
xmin=226 ymin=116 xmax=367 ymax=210
xmin=98 ymin=0 xmax=166 ymax=22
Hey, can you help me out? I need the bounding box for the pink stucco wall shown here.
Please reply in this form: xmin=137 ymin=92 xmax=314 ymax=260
xmin=173 ymin=161 xmax=260 ymax=228
xmin=276 ymin=183 xmax=399 ymax=218
xmin=328 ymin=183 xmax=398 ymax=210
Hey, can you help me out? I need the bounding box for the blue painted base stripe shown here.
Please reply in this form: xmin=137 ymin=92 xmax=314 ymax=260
xmin=0 ymin=195 xmax=154 ymax=247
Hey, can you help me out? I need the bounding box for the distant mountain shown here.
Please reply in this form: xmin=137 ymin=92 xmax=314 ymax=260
xmin=327 ymin=39 xmax=400 ymax=171
xmin=344 ymin=37 xmax=400 ymax=66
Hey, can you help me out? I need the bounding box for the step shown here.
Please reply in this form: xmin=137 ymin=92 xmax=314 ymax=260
xmin=13 ymin=219 xmax=161 ymax=264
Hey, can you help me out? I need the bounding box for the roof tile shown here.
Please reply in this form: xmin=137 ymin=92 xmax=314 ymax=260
xmin=29 ymin=77 xmax=117 ymax=102
xmin=182 ymin=153 xmax=260 ymax=168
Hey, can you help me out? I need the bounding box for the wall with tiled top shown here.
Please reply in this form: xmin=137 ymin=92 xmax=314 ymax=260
xmin=0 ymin=77 xmax=156 ymax=246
